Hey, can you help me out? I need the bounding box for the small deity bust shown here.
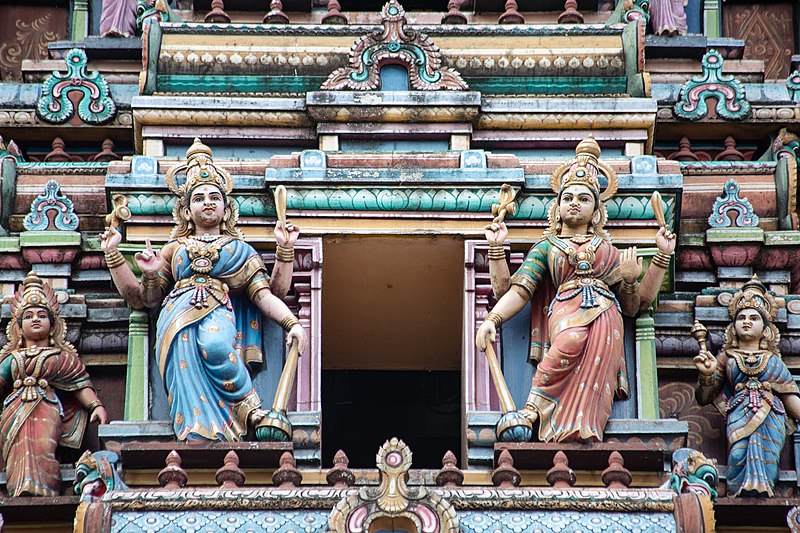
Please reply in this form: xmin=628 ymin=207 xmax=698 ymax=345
xmin=694 ymin=277 xmax=800 ymax=497
xmin=478 ymin=137 xmax=676 ymax=443
xmin=100 ymin=139 xmax=307 ymax=442
xmin=0 ymin=272 xmax=108 ymax=497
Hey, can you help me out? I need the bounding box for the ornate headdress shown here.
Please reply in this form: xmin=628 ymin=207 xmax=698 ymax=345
xmin=550 ymin=136 xmax=618 ymax=202
xmin=2 ymin=271 xmax=74 ymax=356
xmin=165 ymin=138 xmax=234 ymax=199
xmin=164 ymin=138 xmax=243 ymax=240
xmin=727 ymin=276 xmax=779 ymax=323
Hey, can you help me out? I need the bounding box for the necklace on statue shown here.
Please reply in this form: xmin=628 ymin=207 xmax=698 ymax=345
xmin=194 ymin=233 xmax=220 ymax=243
xmin=567 ymin=234 xmax=591 ymax=245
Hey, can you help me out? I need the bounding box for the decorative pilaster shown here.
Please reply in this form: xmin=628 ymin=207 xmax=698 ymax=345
xmin=635 ymin=314 xmax=659 ymax=419
xmin=71 ymin=0 xmax=90 ymax=41
xmin=124 ymin=310 xmax=149 ymax=420
xmin=703 ymin=0 xmax=721 ymax=38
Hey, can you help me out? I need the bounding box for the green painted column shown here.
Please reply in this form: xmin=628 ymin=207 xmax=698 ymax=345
xmin=124 ymin=310 xmax=149 ymax=420
xmin=71 ymin=0 xmax=90 ymax=41
xmin=703 ymin=0 xmax=721 ymax=38
xmin=636 ymin=314 xmax=659 ymax=419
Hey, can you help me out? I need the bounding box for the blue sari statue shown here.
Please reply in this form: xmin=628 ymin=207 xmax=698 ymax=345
xmin=101 ymin=138 xmax=306 ymax=442
xmin=695 ymin=278 xmax=800 ymax=496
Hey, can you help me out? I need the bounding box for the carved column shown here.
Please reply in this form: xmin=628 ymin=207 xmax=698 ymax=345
xmin=635 ymin=314 xmax=658 ymax=418
xmin=71 ymin=0 xmax=90 ymax=40
xmin=124 ymin=310 xmax=149 ymax=420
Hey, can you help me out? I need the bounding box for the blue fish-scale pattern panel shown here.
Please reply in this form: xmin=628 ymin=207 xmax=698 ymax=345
xmin=110 ymin=510 xmax=329 ymax=533
xmin=460 ymin=511 xmax=676 ymax=533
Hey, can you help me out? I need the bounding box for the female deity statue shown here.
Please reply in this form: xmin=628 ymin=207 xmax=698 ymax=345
xmin=0 ymin=272 xmax=108 ymax=497
xmin=477 ymin=137 xmax=676 ymax=443
xmin=694 ymin=278 xmax=800 ymax=496
xmin=100 ymin=139 xmax=306 ymax=442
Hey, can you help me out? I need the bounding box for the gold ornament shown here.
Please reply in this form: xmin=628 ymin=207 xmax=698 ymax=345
xmin=165 ymin=138 xmax=234 ymax=198
xmin=728 ymin=276 xmax=778 ymax=323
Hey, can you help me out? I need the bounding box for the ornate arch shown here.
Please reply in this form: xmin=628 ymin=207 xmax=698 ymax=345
xmin=321 ymin=1 xmax=468 ymax=92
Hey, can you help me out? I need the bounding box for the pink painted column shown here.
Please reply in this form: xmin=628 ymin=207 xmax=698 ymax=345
xmin=463 ymin=241 xmax=500 ymax=413
xmin=286 ymin=238 xmax=322 ymax=413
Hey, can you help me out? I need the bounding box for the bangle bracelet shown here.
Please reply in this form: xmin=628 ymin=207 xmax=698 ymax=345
xmin=280 ymin=315 xmax=300 ymax=332
xmin=698 ymin=373 xmax=716 ymax=387
xmin=652 ymin=251 xmax=672 ymax=269
xmin=276 ymin=245 xmax=295 ymax=263
xmin=621 ymin=280 xmax=639 ymax=294
xmin=486 ymin=311 xmax=504 ymax=328
xmin=487 ymin=244 xmax=506 ymax=261
xmin=141 ymin=274 xmax=160 ymax=290
xmin=86 ymin=399 xmax=104 ymax=412
xmin=104 ymin=250 xmax=126 ymax=269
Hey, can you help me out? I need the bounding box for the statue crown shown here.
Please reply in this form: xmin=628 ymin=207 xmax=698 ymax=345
xmin=13 ymin=271 xmax=59 ymax=320
xmin=729 ymin=275 xmax=778 ymax=322
xmin=166 ymin=138 xmax=233 ymax=198
xmin=550 ymin=136 xmax=618 ymax=202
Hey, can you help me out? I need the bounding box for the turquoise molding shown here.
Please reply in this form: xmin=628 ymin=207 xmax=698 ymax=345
xmin=35 ymin=48 xmax=116 ymax=125
xmin=119 ymin=188 xmax=673 ymax=223
xmin=156 ymin=74 xmax=628 ymax=96
xmin=674 ymin=50 xmax=751 ymax=121
xmin=23 ymin=180 xmax=79 ymax=231
xmin=708 ymin=178 xmax=758 ymax=228
xmin=123 ymin=193 xmax=273 ymax=217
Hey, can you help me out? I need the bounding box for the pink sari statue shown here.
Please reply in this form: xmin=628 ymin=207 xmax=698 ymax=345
xmin=513 ymin=234 xmax=628 ymax=442
xmin=479 ymin=136 xmax=676 ymax=443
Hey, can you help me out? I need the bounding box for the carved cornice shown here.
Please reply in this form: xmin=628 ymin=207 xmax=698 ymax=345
xmin=0 ymin=109 xmax=132 ymax=128
xmin=477 ymin=112 xmax=655 ymax=131
xmin=678 ymin=161 xmax=777 ymax=175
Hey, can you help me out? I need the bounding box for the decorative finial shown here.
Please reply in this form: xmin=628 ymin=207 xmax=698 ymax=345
xmin=326 ymin=449 xmax=355 ymax=488
xmin=601 ymin=451 xmax=632 ymax=489
xmin=435 ymin=450 xmax=464 ymax=488
xmin=491 ymin=450 xmax=521 ymax=488
xmin=158 ymin=450 xmax=188 ymax=489
xmin=216 ymin=451 xmax=246 ymax=488
xmin=272 ymin=451 xmax=302 ymax=488
xmin=546 ymin=451 xmax=576 ymax=488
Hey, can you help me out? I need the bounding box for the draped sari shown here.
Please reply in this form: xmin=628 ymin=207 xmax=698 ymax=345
xmin=510 ymin=235 xmax=628 ymax=442
xmin=155 ymin=236 xmax=271 ymax=441
xmin=0 ymin=347 xmax=92 ymax=497
xmin=716 ymin=350 xmax=799 ymax=496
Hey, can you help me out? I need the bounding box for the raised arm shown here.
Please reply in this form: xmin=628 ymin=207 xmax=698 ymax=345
xmin=100 ymin=227 xmax=168 ymax=309
xmin=637 ymin=227 xmax=677 ymax=312
xmin=485 ymin=222 xmax=511 ymax=298
xmin=269 ymin=221 xmax=300 ymax=299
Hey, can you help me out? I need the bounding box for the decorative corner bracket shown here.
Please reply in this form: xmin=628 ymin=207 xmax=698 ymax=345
xmin=35 ymin=48 xmax=116 ymax=125
xmin=23 ymin=180 xmax=79 ymax=231
xmin=708 ymin=178 xmax=758 ymax=228
xmin=622 ymin=0 xmax=650 ymax=24
xmin=674 ymin=50 xmax=751 ymax=121
xmin=0 ymin=136 xmax=24 ymax=163
xmin=787 ymin=70 xmax=800 ymax=104
xmin=321 ymin=0 xmax=468 ymax=91
xmin=328 ymin=438 xmax=459 ymax=533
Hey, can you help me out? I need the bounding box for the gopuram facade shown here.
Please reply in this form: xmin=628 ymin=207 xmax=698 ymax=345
xmin=0 ymin=0 xmax=800 ymax=531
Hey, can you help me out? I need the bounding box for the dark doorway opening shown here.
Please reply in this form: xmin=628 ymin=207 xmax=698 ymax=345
xmin=322 ymin=370 xmax=460 ymax=469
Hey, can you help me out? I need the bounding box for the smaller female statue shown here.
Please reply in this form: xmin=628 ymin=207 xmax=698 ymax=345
xmin=694 ymin=278 xmax=800 ymax=497
xmin=0 ymin=272 xmax=108 ymax=497
xmin=477 ymin=137 xmax=676 ymax=443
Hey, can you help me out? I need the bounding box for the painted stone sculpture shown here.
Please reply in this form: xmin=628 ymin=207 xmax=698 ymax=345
xmin=668 ymin=448 xmax=718 ymax=501
xmin=0 ymin=272 xmax=108 ymax=497
xmin=478 ymin=137 xmax=676 ymax=442
xmin=101 ymin=139 xmax=306 ymax=442
xmin=74 ymin=450 xmax=128 ymax=499
xmin=649 ymin=0 xmax=688 ymax=36
xmin=693 ymin=278 xmax=800 ymax=496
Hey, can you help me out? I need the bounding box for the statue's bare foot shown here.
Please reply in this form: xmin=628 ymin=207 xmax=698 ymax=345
xmin=520 ymin=405 xmax=538 ymax=424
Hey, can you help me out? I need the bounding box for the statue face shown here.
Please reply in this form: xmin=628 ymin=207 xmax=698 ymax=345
xmin=559 ymin=184 xmax=596 ymax=229
xmin=734 ymin=309 xmax=765 ymax=343
xmin=21 ymin=306 xmax=51 ymax=342
xmin=187 ymin=184 xmax=225 ymax=231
